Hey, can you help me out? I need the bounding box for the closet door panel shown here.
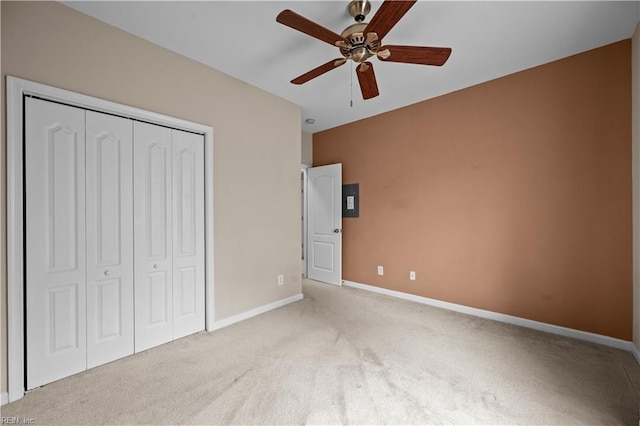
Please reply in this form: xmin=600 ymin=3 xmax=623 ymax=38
xmin=25 ymin=98 xmax=87 ymax=389
xmin=86 ymin=111 xmax=134 ymax=368
xmin=134 ymin=121 xmax=173 ymax=352
xmin=172 ymin=130 xmax=205 ymax=339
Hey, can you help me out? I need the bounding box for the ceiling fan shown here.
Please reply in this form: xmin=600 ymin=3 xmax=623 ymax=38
xmin=276 ymin=0 xmax=452 ymax=100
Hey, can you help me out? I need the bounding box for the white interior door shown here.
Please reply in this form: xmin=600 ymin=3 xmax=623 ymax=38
xmin=134 ymin=121 xmax=173 ymax=352
xmin=171 ymin=129 xmax=205 ymax=339
xmin=307 ymin=164 xmax=342 ymax=285
xmin=25 ymin=98 xmax=87 ymax=389
xmin=85 ymin=111 xmax=134 ymax=368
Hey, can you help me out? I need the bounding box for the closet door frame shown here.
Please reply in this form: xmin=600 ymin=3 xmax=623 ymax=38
xmin=6 ymin=76 xmax=215 ymax=403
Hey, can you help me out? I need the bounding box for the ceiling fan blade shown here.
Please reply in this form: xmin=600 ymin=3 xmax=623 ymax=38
xmin=378 ymin=45 xmax=452 ymax=66
xmin=364 ymin=1 xmax=416 ymax=41
xmin=276 ymin=10 xmax=346 ymax=46
xmin=291 ymin=58 xmax=347 ymax=85
xmin=356 ymin=62 xmax=379 ymax=100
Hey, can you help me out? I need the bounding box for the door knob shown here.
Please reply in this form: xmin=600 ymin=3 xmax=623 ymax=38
xmin=334 ymin=229 xmax=341 ymax=233
xmin=104 ymin=270 xmax=110 ymax=276
xmin=153 ymin=264 xmax=159 ymax=269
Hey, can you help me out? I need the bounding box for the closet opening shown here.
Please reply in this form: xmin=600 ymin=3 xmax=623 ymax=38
xmin=7 ymin=76 xmax=215 ymax=402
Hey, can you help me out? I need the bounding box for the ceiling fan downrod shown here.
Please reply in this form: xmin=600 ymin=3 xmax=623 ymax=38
xmin=348 ymin=0 xmax=371 ymax=23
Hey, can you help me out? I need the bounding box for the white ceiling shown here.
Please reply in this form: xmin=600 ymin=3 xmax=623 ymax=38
xmin=63 ymin=1 xmax=639 ymax=133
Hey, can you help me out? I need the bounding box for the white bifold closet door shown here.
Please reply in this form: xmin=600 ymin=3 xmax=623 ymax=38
xmin=26 ymin=97 xmax=205 ymax=389
xmin=85 ymin=111 xmax=134 ymax=369
xmin=171 ymin=130 xmax=205 ymax=340
xmin=26 ymin=101 xmax=134 ymax=388
xmin=133 ymin=122 xmax=173 ymax=352
xmin=133 ymin=122 xmax=205 ymax=352
xmin=26 ymin=98 xmax=88 ymax=389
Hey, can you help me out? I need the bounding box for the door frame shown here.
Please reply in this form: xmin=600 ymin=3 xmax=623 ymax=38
xmin=301 ymin=164 xmax=310 ymax=277
xmin=6 ymin=76 xmax=215 ymax=402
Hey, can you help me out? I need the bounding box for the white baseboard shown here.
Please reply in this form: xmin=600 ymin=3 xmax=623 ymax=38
xmin=1 ymin=392 xmax=8 ymax=406
xmin=211 ymin=293 xmax=304 ymax=331
xmin=342 ymin=280 xmax=635 ymax=354
xmin=632 ymin=343 xmax=640 ymax=365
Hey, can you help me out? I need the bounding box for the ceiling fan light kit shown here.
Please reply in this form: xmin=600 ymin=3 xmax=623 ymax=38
xmin=276 ymin=0 xmax=451 ymax=101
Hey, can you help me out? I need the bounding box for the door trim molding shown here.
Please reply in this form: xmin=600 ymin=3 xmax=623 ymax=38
xmin=301 ymin=165 xmax=310 ymax=278
xmin=6 ymin=76 xmax=215 ymax=402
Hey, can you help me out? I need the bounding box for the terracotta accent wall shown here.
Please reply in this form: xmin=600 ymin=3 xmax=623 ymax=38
xmin=314 ymin=40 xmax=632 ymax=340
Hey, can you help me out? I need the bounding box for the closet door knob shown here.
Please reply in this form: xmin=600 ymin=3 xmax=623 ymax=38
xmin=104 ymin=270 xmax=110 ymax=276
xmin=153 ymin=264 xmax=159 ymax=270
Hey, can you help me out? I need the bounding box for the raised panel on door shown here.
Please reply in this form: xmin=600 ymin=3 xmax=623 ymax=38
xmin=134 ymin=121 xmax=173 ymax=352
xmin=171 ymin=130 xmax=205 ymax=339
xmin=85 ymin=111 xmax=134 ymax=368
xmin=307 ymin=164 xmax=342 ymax=286
xmin=25 ymin=98 xmax=87 ymax=389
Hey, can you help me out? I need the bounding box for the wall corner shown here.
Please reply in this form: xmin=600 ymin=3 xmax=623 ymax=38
xmin=301 ymin=131 xmax=313 ymax=166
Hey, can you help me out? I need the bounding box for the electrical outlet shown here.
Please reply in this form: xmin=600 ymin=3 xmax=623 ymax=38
xmin=410 ymin=271 xmax=416 ymax=280
xmin=277 ymin=274 xmax=284 ymax=286
xmin=377 ymin=266 xmax=384 ymax=276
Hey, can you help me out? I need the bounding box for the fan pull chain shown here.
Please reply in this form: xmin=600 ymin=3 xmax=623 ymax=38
xmin=350 ymin=61 xmax=353 ymax=108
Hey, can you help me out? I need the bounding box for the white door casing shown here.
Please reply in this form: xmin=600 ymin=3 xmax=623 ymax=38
xmin=171 ymin=130 xmax=205 ymax=339
xmin=85 ymin=111 xmax=134 ymax=368
xmin=301 ymin=165 xmax=310 ymax=278
xmin=134 ymin=121 xmax=174 ymax=352
xmin=25 ymin=98 xmax=87 ymax=389
xmin=307 ymin=164 xmax=342 ymax=286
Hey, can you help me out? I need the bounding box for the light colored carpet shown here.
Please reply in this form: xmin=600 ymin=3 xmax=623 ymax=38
xmin=3 ymin=279 xmax=640 ymax=425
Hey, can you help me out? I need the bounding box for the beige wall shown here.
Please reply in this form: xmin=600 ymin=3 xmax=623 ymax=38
xmin=633 ymin=20 xmax=640 ymax=353
xmin=302 ymin=131 xmax=313 ymax=165
xmin=315 ymin=40 xmax=632 ymax=340
xmin=1 ymin=1 xmax=302 ymax=394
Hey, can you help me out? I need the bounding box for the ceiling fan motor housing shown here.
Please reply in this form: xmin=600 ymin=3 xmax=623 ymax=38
xmin=339 ymin=23 xmax=379 ymax=63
